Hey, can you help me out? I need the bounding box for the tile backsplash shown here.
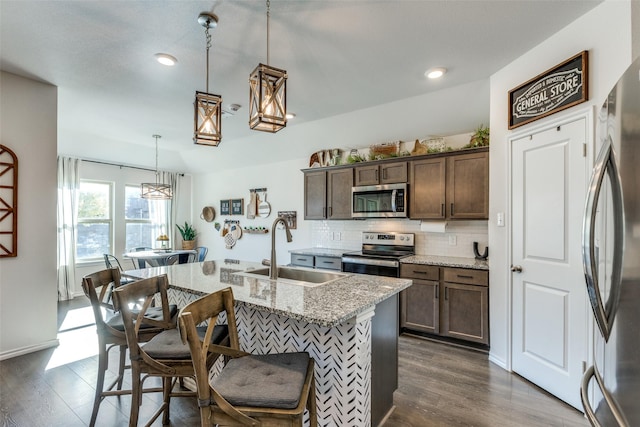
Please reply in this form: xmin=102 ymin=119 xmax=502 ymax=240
xmin=311 ymin=219 xmax=488 ymax=259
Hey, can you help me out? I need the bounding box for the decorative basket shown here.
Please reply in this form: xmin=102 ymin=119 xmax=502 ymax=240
xmin=423 ymin=137 xmax=445 ymax=152
xmin=369 ymin=141 xmax=399 ymax=158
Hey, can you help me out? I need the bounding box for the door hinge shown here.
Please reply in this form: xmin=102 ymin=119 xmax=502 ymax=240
xmin=583 ymin=143 xmax=587 ymax=157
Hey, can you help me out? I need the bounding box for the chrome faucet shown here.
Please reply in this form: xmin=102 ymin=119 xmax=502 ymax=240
xmin=270 ymin=216 xmax=293 ymax=280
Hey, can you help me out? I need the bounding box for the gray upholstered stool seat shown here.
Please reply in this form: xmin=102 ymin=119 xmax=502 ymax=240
xmin=105 ymin=304 xmax=178 ymax=331
xmin=142 ymin=325 xmax=228 ymax=360
xmin=210 ymin=352 xmax=310 ymax=409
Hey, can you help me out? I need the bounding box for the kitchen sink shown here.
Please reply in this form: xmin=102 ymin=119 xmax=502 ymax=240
xmin=233 ymin=267 xmax=349 ymax=287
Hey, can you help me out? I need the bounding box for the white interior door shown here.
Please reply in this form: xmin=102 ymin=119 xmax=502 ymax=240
xmin=511 ymin=117 xmax=589 ymax=409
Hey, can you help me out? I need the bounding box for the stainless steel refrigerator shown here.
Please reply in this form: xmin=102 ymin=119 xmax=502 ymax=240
xmin=581 ymin=56 xmax=640 ymax=426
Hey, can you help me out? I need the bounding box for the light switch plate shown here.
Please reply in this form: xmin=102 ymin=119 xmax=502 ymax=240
xmin=497 ymin=212 xmax=505 ymax=227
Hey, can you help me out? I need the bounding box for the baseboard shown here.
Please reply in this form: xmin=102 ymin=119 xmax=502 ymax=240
xmin=376 ymin=404 xmax=396 ymax=427
xmin=400 ymin=331 xmax=489 ymax=354
xmin=488 ymin=352 xmax=509 ymax=370
xmin=0 ymin=339 xmax=59 ymax=361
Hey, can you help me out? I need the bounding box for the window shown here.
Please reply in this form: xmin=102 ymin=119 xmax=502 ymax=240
xmin=77 ymin=181 xmax=112 ymax=260
xmin=125 ymin=185 xmax=168 ymax=250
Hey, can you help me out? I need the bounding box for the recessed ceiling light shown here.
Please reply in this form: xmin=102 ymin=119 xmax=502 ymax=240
xmin=155 ymin=53 xmax=177 ymax=66
xmin=286 ymin=112 xmax=296 ymax=119
xmin=425 ymin=67 xmax=447 ymax=79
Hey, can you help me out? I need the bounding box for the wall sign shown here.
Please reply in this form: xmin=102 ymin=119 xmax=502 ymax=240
xmin=508 ymin=51 xmax=588 ymax=129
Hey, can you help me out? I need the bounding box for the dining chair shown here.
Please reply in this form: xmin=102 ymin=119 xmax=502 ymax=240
xmin=130 ymin=246 xmax=153 ymax=269
xmin=82 ymin=268 xmax=175 ymax=427
xmin=166 ymin=254 xmax=180 ymax=265
xmin=196 ymin=246 xmax=208 ymax=262
xmin=112 ymin=274 xmax=229 ymax=427
xmin=178 ymin=287 xmax=318 ymax=427
xmin=103 ymin=254 xmax=135 ymax=285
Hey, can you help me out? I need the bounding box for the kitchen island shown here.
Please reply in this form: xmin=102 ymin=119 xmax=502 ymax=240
xmin=125 ymin=259 xmax=412 ymax=427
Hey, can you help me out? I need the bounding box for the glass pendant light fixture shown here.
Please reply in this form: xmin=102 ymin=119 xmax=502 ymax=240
xmin=249 ymin=0 xmax=288 ymax=133
xmin=194 ymin=12 xmax=223 ymax=146
xmin=141 ymin=135 xmax=172 ymax=200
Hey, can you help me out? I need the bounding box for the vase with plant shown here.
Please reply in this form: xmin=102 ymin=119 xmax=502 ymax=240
xmin=466 ymin=124 xmax=490 ymax=148
xmin=177 ymin=222 xmax=197 ymax=250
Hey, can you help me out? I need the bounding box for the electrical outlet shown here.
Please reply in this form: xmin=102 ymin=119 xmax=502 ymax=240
xmin=448 ymin=235 xmax=457 ymax=246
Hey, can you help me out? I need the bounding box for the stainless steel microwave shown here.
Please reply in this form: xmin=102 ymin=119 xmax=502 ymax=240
xmin=351 ymin=183 xmax=407 ymax=218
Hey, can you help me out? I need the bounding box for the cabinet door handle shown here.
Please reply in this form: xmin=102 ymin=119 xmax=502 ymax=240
xmin=323 ymin=207 xmax=327 ymax=218
xmin=441 ymin=203 xmax=445 ymax=217
xmin=383 ymin=169 xmax=387 ymax=180
xmin=328 ymin=206 xmax=333 ymax=217
xmin=297 ymin=258 xmax=308 ymax=262
xmin=457 ymin=275 xmax=474 ymax=279
xmin=450 ymin=203 xmax=454 ymax=216
xmin=445 ymin=287 xmax=449 ymax=300
xmin=321 ymin=260 xmax=334 ymax=264
xmin=375 ymin=169 xmax=379 ymax=182
xmin=435 ymin=284 xmax=439 ymax=299
xmin=413 ymin=270 xmax=428 ymax=275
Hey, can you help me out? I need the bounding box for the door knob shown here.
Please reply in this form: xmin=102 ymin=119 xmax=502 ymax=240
xmin=511 ymin=265 xmax=523 ymax=273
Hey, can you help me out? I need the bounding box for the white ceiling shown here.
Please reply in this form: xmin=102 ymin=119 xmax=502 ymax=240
xmin=1 ymin=0 xmax=601 ymax=172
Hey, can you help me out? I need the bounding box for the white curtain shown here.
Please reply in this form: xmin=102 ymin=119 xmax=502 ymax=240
xmin=57 ymin=156 xmax=80 ymax=301
xmin=161 ymin=171 xmax=180 ymax=247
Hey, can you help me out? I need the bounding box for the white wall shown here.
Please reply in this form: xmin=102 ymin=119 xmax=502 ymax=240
xmin=0 ymin=72 xmax=58 ymax=358
xmin=73 ymin=161 xmax=193 ymax=287
xmin=488 ymin=0 xmax=634 ymax=369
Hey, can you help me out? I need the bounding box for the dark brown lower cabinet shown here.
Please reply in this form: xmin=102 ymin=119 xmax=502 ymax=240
xmin=401 ymin=278 xmax=439 ymax=334
xmin=441 ymin=281 xmax=489 ymax=344
xmin=401 ymin=264 xmax=489 ymax=346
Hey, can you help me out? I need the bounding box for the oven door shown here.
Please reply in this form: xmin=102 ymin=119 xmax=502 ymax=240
xmin=351 ymin=183 xmax=407 ymax=218
xmin=342 ymin=256 xmax=400 ymax=277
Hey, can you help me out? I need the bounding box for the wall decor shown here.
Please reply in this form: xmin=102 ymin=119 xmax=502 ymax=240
xmin=220 ymin=199 xmax=231 ymax=215
xmin=231 ymin=198 xmax=244 ymax=215
xmin=277 ymin=211 xmax=297 ymax=229
xmin=0 ymin=145 xmax=18 ymax=257
xmin=508 ymin=50 xmax=588 ymax=129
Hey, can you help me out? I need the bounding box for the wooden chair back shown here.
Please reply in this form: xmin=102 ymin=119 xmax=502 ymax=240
xmin=112 ymin=274 xmax=176 ymax=364
xmin=82 ymin=268 xmax=124 ymax=340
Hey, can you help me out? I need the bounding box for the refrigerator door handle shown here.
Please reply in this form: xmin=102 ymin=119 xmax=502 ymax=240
xmin=582 ymin=135 xmax=625 ymax=341
xmin=581 ymin=364 xmax=630 ymax=427
xmin=581 ymin=365 xmax=603 ymax=427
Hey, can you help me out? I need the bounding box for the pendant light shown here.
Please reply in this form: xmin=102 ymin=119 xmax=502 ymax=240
xmin=249 ymin=0 xmax=288 ymax=133
xmin=194 ymin=12 xmax=223 ymax=146
xmin=141 ymin=135 xmax=172 ymax=200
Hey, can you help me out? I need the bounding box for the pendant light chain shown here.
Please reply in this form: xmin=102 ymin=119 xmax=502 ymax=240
xmin=153 ymin=134 xmax=161 ymax=182
xmin=266 ymin=0 xmax=270 ymax=65
xmin=205 ymin=24 xmax=212 ymax=93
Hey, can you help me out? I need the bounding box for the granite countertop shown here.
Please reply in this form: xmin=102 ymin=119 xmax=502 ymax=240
xmin=402 ymin=255 xmax=489 ymax=271
xmin=125 ymin=259 xmax=411 ymax=328
xmin=288 ymin=248 xmax=348 ymax=257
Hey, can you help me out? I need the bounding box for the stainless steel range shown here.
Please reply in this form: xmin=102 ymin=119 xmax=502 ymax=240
xmin=341 ymin=232 xmax=415 ymax=277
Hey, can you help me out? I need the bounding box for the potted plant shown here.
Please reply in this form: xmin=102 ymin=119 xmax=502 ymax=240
xmin=177 ymin=221 xmax=197 ymax=250
xmin=466 ymin=124 xmax=490 ymax=148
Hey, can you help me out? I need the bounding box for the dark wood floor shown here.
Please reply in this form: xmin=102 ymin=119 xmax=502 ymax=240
xmin=0 ymin=297 xmax=588 ymax=426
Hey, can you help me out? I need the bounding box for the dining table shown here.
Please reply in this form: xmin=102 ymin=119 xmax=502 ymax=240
xmin=122 ymin=249 xmax=197 ymax=267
